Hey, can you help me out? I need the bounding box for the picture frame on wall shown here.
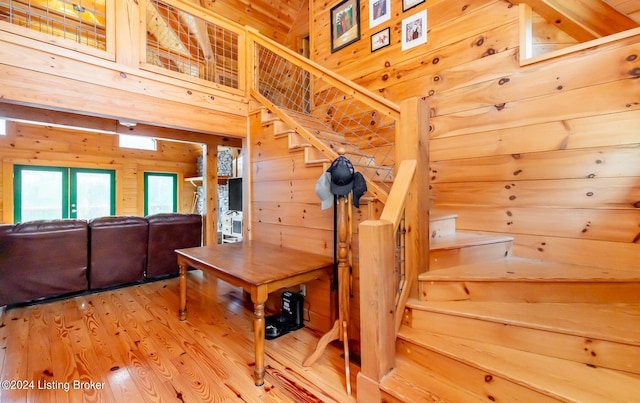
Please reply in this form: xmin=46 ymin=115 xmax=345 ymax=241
xmin=370 ymin=27 xmax=390 ymax=52
xmin=369 ymin=0 xmax=391 ymax=29
xmin=331 ymin=0 xmax=361 ymax=53
xmin=402 ymin=10 xmax=427 ymax=51
xmin=402 ymin=0 xmax=425 ymax=12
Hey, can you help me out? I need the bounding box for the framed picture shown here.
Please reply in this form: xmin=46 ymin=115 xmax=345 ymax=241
xmin=331 ymin=0 xmax=361 ymax=53
xmin=370 ymin=27 xmax=390 ymax=52
xmin=402 ymin=10 xmax=427 ymax=51
xmin=402 ymin=0 xmax=425 ymax=12
xmin=369 ymin=0 xmax=390 ymax=29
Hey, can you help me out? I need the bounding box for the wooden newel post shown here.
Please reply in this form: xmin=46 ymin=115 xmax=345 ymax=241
xmin=356 ymin=219 xmax=395 ymax=402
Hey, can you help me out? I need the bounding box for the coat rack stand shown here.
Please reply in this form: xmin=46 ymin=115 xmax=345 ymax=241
xmin=303 ymin=195 xmax=352 ymax=395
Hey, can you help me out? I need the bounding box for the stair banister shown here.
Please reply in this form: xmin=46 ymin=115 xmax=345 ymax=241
xmin=356 ymin=98 xmax=430 ymax=402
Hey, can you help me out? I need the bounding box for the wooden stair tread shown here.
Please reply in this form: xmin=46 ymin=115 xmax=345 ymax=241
xmin=419 ymin=257 xmax=640 ymax=282
xmin=429 ymin=231 xmax=513 ymax=250
xmin=406 ymin=299 xmax=640 ymax=345
xmin=380 ymin=358 xmax=484 ymax=402
xmin=287 ymin=110 xmax=333 ymax=132
xmin=397 ymin=328 xmax=640 ymax=401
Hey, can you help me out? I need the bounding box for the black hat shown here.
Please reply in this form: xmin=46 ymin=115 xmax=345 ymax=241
xmin=327 ymin=156 xmax=355 ymax=196
xmin=352 ymin=172 xmax=367 ymax=208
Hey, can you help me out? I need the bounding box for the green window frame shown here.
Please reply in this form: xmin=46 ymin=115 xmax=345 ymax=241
xmin=13 ymin=165 xmax=116 ymax=223
xmin=144 ymin=172 xmax=177 ymax=216
xmin=70 ymin=168 xmax=116 ymax=219
xmin=14 ymin=165 xmax=68 ymax=222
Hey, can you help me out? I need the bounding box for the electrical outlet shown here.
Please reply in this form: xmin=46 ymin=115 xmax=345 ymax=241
xmin=300 ymin=284 xmax=306 ymax=297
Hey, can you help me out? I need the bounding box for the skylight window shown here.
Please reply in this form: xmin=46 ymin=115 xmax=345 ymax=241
xmin=0 ymin=119 xmax=6 ymax=135
xmin=119 ymin=134 xmax=156 ymax=151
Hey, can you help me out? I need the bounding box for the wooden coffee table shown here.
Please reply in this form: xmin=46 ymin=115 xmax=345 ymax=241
xmin=176 ymin=240 xmax=332 ymax=386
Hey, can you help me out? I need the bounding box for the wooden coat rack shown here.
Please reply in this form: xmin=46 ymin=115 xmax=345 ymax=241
xmin=303 ymin=191 xmax=352 ymax=395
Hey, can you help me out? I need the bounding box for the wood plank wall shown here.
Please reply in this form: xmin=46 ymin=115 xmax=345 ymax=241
xmin=305 ymin=0 xmax=640 ymax=272
xmin=0 ymin=121 xmax=203 ymax=222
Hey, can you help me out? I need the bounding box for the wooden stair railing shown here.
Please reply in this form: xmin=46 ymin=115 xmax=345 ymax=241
xmin=356 ymin=98 xmax=430 ymax=402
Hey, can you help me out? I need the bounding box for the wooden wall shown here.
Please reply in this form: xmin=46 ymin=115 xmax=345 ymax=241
xmin=303 ymin=0 xmax=640 ymax=272
xmin=0 ymin=121 xmax=203 ymax=223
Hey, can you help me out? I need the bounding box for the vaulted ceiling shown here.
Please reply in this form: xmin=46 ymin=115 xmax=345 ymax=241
xmin=196 ymin=0 xmax=308 ymax=44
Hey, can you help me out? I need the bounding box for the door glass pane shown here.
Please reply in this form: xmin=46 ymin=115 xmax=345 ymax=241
xmin=17 ymin=168 xmax=65 ymax=222
xmin=73 ymin=169 xmax=115 ymax=219
xmin=145 ymin=173 xmax=176 ymax=215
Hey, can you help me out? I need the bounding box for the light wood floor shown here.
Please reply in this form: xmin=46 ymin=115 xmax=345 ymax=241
xmin=0 ymin=271 xmax=359 ymax=402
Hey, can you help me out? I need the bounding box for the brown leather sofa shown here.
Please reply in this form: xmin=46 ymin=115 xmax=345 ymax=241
xmin=0 ymin=213 xmax=202 ymax=307
xmin=88 ymin=216 xmax=149 ymax=290
xmin=0 ymin=219 xmax=89 ymax=307
xmin=146 ymin=213 xmax=203 ymax=279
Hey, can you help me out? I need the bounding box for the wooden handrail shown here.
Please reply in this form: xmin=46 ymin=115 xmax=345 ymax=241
xmin=245 ymin=29 xmax=401 ymax=120
xmin=380 ymin=160 xmax=417 ymax=228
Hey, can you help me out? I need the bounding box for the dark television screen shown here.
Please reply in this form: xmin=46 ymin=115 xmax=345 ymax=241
xmin=228 ymin=177 xmax=242 ymax=211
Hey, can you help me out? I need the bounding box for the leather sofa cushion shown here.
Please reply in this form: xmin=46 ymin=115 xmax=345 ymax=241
xmin=146 ymin=213 xmax=202 ymax=279
xmin=88 ymin=216 xmax=148 ymax=289
xmin=0 ymin=219 xmax=88 ymax=306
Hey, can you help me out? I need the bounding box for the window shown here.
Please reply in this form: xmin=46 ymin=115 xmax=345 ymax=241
xmin=13 ymin=165 xmax=115 ymax=222
xmin=70 ymin=168 xmax=116 ymax=219
xmin=144 ymin=172 xmax=177 ymax=215
xmin=119 ymin=134 xmax=157 ymax=151
xmin=0 ymin=118 xmax=6 ymax=135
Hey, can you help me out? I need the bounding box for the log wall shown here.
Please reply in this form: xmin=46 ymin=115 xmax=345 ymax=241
xmin=0 ymin=121 xmax=202 ymax=222
xmin=306 ymin=0 xmax=640 ymax=271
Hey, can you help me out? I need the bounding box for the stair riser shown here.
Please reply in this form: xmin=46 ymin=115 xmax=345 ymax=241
xmin=430 ymin=216 xmax=457 ymax=239
xmin=273 ymin=120 xmax=294 ymax=137
xmin=430 ymin=241 xmax=512 ymax=270
xmin=260 ymin=108 xmax=279 ymax=124
xmin=420 ymin=281 xmax=640 ymax=303
xmin=405 ymin=308 xmax=640 ymax=375
xmin=304 ymin=147 xmax=330 ymax=166
xmin=396 ymin=339 xmax=560 ymax=403
xmin=380 ymin=369 xmax=486 ymax=403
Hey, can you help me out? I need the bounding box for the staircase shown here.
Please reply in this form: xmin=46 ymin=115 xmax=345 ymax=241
xmin=259 ymin=106 xmax=640 ymax=402
xmin=258 ymin=107 xmax=394 ymax=190
xmin=380 ymin=213 xmax=640 ymax=402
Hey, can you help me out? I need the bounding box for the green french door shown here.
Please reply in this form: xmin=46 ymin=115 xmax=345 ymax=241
xmin=13 ymin=165 xmax=115 ymax=223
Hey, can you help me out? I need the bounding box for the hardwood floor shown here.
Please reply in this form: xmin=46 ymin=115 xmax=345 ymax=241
xmin=0 ymin=271 xmax=358 ymax=402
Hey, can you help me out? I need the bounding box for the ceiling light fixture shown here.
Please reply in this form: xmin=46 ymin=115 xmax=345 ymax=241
xmin=119 ymin=119 xmax=137 ymax=128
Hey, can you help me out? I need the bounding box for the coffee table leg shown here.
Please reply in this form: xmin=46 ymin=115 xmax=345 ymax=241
xmin=252 ymin=287 xmax=268 ymax=386
xmin=179 ymin=261 xmax=188 ymax=321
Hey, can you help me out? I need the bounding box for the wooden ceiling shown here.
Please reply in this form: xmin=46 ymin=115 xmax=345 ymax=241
xmin=195 ymin=0 xmax=307 ymax=43
xmin=511 ymin=0 xmax=639 ymax=42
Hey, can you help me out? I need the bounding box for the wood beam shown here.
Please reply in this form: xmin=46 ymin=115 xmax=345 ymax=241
xmin=0 ymin=103 xmax=242 ymax=147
